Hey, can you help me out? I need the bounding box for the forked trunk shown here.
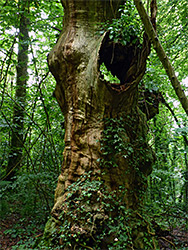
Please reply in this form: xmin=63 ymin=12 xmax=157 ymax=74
xmin=42 ymin=0 xmax=155 ymax=249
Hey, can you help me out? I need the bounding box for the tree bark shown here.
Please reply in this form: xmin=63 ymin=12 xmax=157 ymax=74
xmin=6 ymin=1 xmax=29 ymax=181
xmin=134 ymin=0 xmax=188 ymax=116
xmin=41 ymin=0 xmax=156 ymax=248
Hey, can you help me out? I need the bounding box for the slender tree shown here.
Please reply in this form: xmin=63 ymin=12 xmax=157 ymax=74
xmin=6 ymin=0 xmax=29 ymax=181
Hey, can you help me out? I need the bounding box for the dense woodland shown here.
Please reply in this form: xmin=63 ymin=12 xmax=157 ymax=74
xmin=0 ymin=0 xmax=188 ymax=249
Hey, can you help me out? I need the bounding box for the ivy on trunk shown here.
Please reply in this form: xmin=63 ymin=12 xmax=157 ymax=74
xmin=40 ymin=0 xmax=158 ymax=249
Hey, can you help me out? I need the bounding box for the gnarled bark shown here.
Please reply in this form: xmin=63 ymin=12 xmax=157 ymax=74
xmin=41 ymin=0 xmax=156 ymax=249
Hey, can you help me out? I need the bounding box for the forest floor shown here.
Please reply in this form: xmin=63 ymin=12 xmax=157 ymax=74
xmin=158 ymin=225 xmax=188 ymax=249
xmin=0 ymin=213 xmax=188 ymax=249
xmin=0 ymin=213 xmax=44 ymax=250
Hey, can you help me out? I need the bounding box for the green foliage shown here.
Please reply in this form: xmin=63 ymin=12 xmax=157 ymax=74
xmin=140 ymin=1 xmax=188 ymax=234
xmin=101 ymin=0 xmax=142 ymax=45
xmin=37 ymin=173 xmax=156 ymax=250
xmin=146 ymin=105 xmax=187 ymax=204
xmin=0 ymin=0 xmax=188 ymax=249
xmin=0 ymin=170 xmax=57 ymax=220
xmin=0 ymin=1 xmax=64 ymax=248
xmin=100 ymin=113 xmax=152 ymax=174
xmin=100 ymin=117 xmax=128 ymax=168
xmin=0 ymin=0 xmax=64 ymax=178
xmin=157 ymin=0 xmax=188 ymax=81
xmin=144 ymin=104 xmax=188 ymax=241
xmin=100 ymin=63 xmax=120 ymax=83
xmin=0 ymin=170 xmax=59 ymax=249
xmin=143 ymin=0 xmax=188 ymax=94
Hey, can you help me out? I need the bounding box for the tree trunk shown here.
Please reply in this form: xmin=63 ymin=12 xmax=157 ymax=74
xmin=41 ymin=0 xmax=156 ymax=249
xmin=6 ymin=2 xmax=29 ymax=181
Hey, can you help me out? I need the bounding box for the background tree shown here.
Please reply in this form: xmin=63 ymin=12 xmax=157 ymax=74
xmin=0 ymin=0 xmax=64 ymax=234
xmin=5 ymin=0 xmax=29 ymax=181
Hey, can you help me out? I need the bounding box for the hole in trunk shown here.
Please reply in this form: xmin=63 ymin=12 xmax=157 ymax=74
xmin=99 ymin=33 xmax=139 ymax=84
xmin=99 ymin=32 xmax=150 ymax=92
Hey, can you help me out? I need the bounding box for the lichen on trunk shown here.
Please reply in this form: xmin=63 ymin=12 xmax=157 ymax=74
xmin=40 ymin=0 xmax=157 ymax=249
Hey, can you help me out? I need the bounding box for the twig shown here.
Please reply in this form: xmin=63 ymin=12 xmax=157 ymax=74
xmin=35 ymin=233 xmax=43 ymax=238
xmin=160 ymin=236 xmax=177 ymax=250
xmin=79 ymin=243 xmax=93 ymax=250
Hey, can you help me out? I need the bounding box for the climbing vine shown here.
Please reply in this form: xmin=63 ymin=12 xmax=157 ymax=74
xmin=38 ymin=172 xmax=157 ymax=249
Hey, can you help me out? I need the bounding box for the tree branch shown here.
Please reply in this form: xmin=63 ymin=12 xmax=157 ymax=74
xmin=133 ymin=0 xmax=188 ymax=116
xmin=161 ymin=95 xmax=188 ymax=146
